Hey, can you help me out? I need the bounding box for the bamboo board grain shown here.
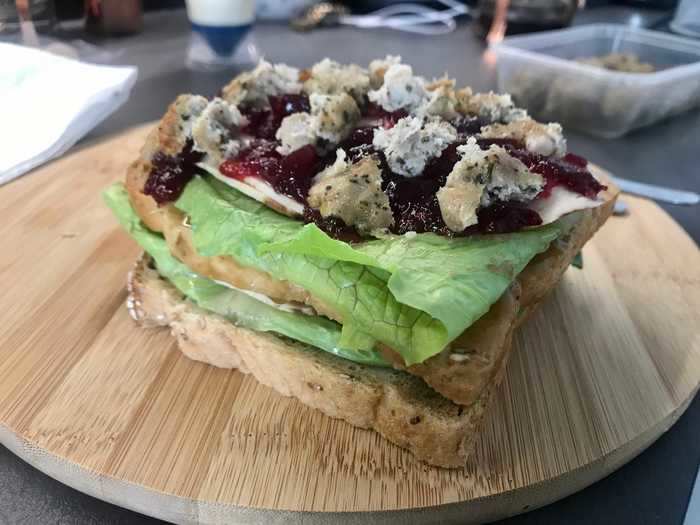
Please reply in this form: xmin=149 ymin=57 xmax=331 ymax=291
xmin=0 ymin=124 xmax=699 ymax=525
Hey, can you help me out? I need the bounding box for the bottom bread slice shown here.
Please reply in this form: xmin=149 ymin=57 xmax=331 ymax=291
xmin=127 ymin=254 xmax=519 ymax=468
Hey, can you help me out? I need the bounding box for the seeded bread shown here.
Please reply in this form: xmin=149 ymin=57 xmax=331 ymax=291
xmin=125 ymin=184 xmax=613 ymax=466
xmin=128 ymin=254 xmax=520 ymax=468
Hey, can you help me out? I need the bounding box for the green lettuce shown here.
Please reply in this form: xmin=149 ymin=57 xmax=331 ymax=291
xmin=175 ymin=176 xmax=561 ymax=365
xmin=103 ymin=183 xmax=389 ymax=366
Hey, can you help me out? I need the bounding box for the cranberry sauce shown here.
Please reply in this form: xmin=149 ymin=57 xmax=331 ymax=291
xmin=218 ymin=92 xmax=604 ymax=239
xmin=453 ymin=115 xmax=486 ymax=136
xmin=318 ymin=125 xmax=451 ymax=235
xmin=303 ymin=208 xmax=362 ymax=243
xmin=474 ymin=202 xmax=542 ymax=234
xmin=495 ymin=144 xmax=606 ymax=199
xmin=220 ymin=140 xmax=320 ymax=203
xmin=364 ymin=102 xmax=407 ymax=129
xmin=241 ymin=94 xmax=310 ymax=140
xmin=513 ymin=151 xmax=605 ymax=198
xmin=476 ymin=137 xmax=524 ymax=150
xmin=383 ymin=143 xmax=463 ymax=235
xmin=336 ymin=126 xmax=376 ymax=162
xmin=143 ymin=139 xmax=204 ymax=204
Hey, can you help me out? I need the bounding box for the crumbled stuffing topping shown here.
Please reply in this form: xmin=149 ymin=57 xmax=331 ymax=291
xmin=276 ymin=93 xmax=361 ymax=155
xmin=480 ymin=145 xmax=544 ymax=207
xmin=310 ymin=92 xmax=361 ymax=144
xmin=314 ymin=148 xmax=349 ymax=181
xmin=174 ymin=95 xmax=209 ymax=138
xmin=368 ymin=55 xmax=402 ymax=89
xmin=191 ymin=98 xmax=247 ymax=164
xmin=436 ymin=137 xmax=544 ymax=231
xmin=303 ymin=58 xmax=370 ymax=102
xmin=188 ymin=58 xmax=576 ymax=238
xmin=275 ymin=112 xmax=317 ymax=155
xmin=308 ymin=156 xmax=393 ymax=234
xmin=222 ymin=60 xmax=302 ymax=107
xmin=417 ymin=77 xmax=458 ymax=120
xmin=373 ymin=116 xmax=456 ymax=177
xmin=454 ymin=87 xmax=474 ymax=115
xmin=480 ymin=119 xmax=567 ymax=157
xmin=461 ymin=91 xmax=529 ymax=123
xmin=368 ymin=63 xmax=428 ymax=113
xmin=425 ymin=76 xmax=455 ymax=92
xmin=436 ymin=138 xmax=489 ymax=230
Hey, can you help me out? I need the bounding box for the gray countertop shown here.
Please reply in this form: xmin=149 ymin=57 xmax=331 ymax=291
xmin=1 ymin=6 xmax=698 ymax=525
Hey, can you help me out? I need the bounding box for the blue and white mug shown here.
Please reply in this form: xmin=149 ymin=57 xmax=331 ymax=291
xmin=186 ymin=0 xmax=256 ymax=66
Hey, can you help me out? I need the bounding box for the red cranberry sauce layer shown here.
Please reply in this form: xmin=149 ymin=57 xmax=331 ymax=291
xmin=147 ymin=94 xmax=604 ymax=238
xmin=218 ymin=94 xmax=323 ymax=203
xmin=364 ymin=102 xmax=408 ymax=129
xmin=240 ymin=94 xmax=311 ymax=140
xmin=508 ymin=149 xmax=604 ymax=199
xmin=219 ymin=140 xmax=320 ymax=203
xmin=144 ymin=139 xmax=204 ymax=204
xmin=221 ymin=112 xmax=605 ymax=237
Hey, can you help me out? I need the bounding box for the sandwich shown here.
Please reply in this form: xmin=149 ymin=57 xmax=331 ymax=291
xmin=104 ymin=57 xmax=617 ymax=468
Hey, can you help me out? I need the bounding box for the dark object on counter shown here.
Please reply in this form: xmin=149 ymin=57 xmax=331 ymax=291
xmin=85 ymin=0 xmax=142 ymax=35
xmin=55 ymin=0 xmax=184 ymax=21
xmin=292 ymin=2 xmax=350 ymax=31
xmin=475 ymin=0 xmax=577 ymax=37
xmin=617 ymin=0 xmax=679 ymax=9
xmin=0 ymin=0 xmax=56 ymax=33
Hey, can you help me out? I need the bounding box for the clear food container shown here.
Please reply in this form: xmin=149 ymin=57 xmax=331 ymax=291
xmin=491 ymin=24 xmax=700 ymax=138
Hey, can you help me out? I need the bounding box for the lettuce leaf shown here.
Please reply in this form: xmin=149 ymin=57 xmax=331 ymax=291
xmin=103 ymin=183 xmax=389 ymax=366
xmin=175 ymin=176 xmax=561 ymax=365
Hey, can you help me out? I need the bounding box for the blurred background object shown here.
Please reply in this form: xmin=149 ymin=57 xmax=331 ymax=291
xmin=619 ymin=0 xmax=678 ymax=9
xmin=475 ymin=0 xmax=578 ymax=38
xmin=292 ymin=0 xmax=468 ymax=35
xmin=0 ymin=0 xmax=56 ymax=34
xmin=257 ymin=0 xmax=318 ymax=20
xmin=0 ymin=41 xmax=136 ymax=184
xmin=291 ymin=3 xmax=351 ymax=31
xmin=84 ymin=0 xmax=142 ymax=35
xmin=185 ymin=0 xmax=256 ymax=69
xmin=670 ymin=0 xmax=700 ymax=38
xmin=492 ymin=24 xmax=700 ymax=137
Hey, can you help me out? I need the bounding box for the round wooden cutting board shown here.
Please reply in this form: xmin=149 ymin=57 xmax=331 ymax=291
xmin=0 ymin=125 xmax=698 ymax=525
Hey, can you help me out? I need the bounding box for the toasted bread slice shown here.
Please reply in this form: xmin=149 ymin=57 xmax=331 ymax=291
xmin=128 ymin=254 xmax=520 ymax=468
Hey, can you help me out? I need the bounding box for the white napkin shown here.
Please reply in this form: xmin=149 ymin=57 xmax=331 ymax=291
xmin=0 ymin=43 xmax=137 ymax=185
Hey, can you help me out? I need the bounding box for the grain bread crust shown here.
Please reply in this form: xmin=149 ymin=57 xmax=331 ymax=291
xmin=128 ymin=254 xmax=520 ymax=468
xmin=124 ymin=97 xmax=618 ymax=408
